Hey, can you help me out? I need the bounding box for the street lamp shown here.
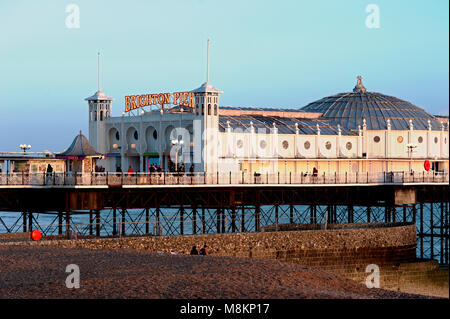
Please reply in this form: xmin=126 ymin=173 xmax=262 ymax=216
xmin=20 ymin=144 xmax=31 ymax=153
xmin=406 ymin=143 xmax=417 ymax=173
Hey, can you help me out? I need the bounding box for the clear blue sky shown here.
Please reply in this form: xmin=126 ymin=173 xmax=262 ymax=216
xmin=0 ymin=0 xmax=448 ymax=152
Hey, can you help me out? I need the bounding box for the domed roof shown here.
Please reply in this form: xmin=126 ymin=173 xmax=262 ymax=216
xmin=300 ymin=76 xmax=443 ymax=131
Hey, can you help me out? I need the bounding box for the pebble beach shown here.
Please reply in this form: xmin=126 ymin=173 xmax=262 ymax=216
xmin=0 ymin=244 xmax=430 ymax=299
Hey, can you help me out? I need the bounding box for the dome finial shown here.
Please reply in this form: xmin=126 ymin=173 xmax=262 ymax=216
xmin=353 ymin=75 xmax=367 ymax=93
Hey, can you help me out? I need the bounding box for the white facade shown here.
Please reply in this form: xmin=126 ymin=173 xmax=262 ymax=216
xmin=88 ymin=83 xmax=449 ymax=175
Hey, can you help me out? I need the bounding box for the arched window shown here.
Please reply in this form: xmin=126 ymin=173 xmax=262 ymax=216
xmin=201 ymin=104 xmax=204 ymax=115
xmin=208 ymin=104 xmax=211 ymax=115
xmin=214 ymin=104 xmax=218 ymax=116
xmin=100 ymin=111 xmax=103 ymax=121
xmin=94 ymin=111 xmax=97 ymax=121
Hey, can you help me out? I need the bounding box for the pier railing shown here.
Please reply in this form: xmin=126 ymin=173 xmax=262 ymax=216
xmin=0 ymin=170 xmax=448 ymax=186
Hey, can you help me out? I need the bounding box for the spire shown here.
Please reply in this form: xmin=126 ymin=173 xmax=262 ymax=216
xmin=98 ymin=52 xmax=101 ymax=91
xmin=206 ymin=39 xmax=210 ymax=83
xmin=353 ymin=75 xmax=367 ymax=93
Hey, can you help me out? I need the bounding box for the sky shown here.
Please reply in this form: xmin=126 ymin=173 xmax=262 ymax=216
xmin=0 ymin=0 xmax=448 ymax=152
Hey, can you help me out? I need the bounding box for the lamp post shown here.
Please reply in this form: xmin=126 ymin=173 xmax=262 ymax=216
xmin=159 ymin=108 xmax=163 ymax=169
xmin=406 ymin=144 xmax=417 ymax=173
xmin=19 ymin=144 xmax=31 ymax=153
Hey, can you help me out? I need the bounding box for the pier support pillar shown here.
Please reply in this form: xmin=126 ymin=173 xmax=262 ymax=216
xmin=156 ymin=206 xmax=161 ymax=236
xmin=231 ymin=206 xmax=236 ymax=233
xmin=95 ymin=210 xmax=100 ymax=237
xmin=22 ymin=212 xmax=27 ymax=233
xmin=65 ymin=212 xmax=71 ymax=239
xmin=275 ymin=205 xmax=279 ymax=230
xmin=121 ymin=209 xmax=126 ymax=236
xmin=112 ymin=208 xmax=117 ymax=236
xmin=145 ymin=208 xmax=149 ymax=234
xmin=58 ymin=212 xmax=63 ymax=235
xmin=216 ymin=208 xmax=221 ymax=234
xmin=289 ymin=205 xmax=294 ymax=224
xmin=89 ymin=211 xmax=93 ymax=236
xmin=180 ymin=205 xmax=184 ymax=235
xmin=201 ymin=206 xmax=205 ymax=234
xmin=255 ymin=205 xmax=260 ymax=232
xmin=192 ymin=205 xmax=197 ymax=235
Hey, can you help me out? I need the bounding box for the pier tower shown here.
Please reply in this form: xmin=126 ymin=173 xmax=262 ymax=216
xmin=191 ymin=40 xmax=223 ymax=173
xmin=86 ymin=53 xmax=114 ymax=154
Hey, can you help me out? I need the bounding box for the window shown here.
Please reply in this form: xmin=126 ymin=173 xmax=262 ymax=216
xmin=373 ymin=136 xmax=380 ymax=143
xmin=115 ymin=131 xmax=120 ymax=140
xmin=100 ymin=111 xmax=103 ymax=121
xmin=418 ymin=136 xmax=423 ymax=143
xmin=208 ymin=104 xmax=211 ymax=115
xmin=94 ymin=111 xmax=97 ymax=121
xmin=434 ymin=137 xmax=439 ymax=143
xmin=325 ymin=141 xmax=332 ymax=150
xmin=201 ymin=104 xmax=204 ymax=115
xmin=214 ymin=104 xmax=217 ymax=116
xmin=259 ymin=140 xmax=267 ymax=149
xmin=153 ymin=130 xmax=157 ymax=140
xmin=282 ymin=140 xmax=289 ymax=149
xmin=237 ymin=140 xmax=243 ymax=148
xmin=397 ymin=136 xmax=404 ymax=143
xmin=346 ymin=142 xmax=352 ymax=150
xmin=134 ymin=131 xmax=138 ymax=140
xmin=304 ymin=141 xmax=311 ymax=150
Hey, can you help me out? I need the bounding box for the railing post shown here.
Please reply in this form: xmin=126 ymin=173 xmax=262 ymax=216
xmin=278 ymin=172 xmax=280 ymax=184
xmin=229 ymin=171 xmax=231 ymax=184
xmin=323 ymin=172 xmax=325 ymax=184
xmin=300 ymin=171 xmax=303 ymax=184
xmin=289 ymin=172 xmax=292 ymax=184
xmin=402 ymin=171 xmax=405 ymax=183
xmin=367 ymin=171 xmax=369 ymax=184
xmin=335 ymin=172 xmax=337 ymax=184
xmin=242 ymin=171 xmax=244 ymax=184
xmin=204 ymin=172 xmax=206 ymax=184
xmin=345 ymin=172 xmax=348 ymax=184
xmin=217 ymin=171 xmax=219 ymax=184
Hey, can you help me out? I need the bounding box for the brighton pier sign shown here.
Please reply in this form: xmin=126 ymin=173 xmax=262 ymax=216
xmin=125 ymin=91 xmax=195 ymax=112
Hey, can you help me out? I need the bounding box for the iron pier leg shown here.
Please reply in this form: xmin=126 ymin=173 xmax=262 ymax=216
xmin=275 ymin=205 xmax=279 ymax=230
xmin=145 ymin=208 xmax=149 ymax=235
xmin=231 ymin=206 xmax=236 ymax=233
xmin=58 ymin=212 xmax=63 ymax=235
xmin=255 ymin=205 xmax=260 ymax=232
xmin=121 ymin=209 xmax=126 ymax=236
xmin=156 ymin=206 xmax=161 ymax=236
xmin=431 ymin=203 xmax=434 ymax=260
xmin=95 ymin=210 xmax=100 ymax=237
xmin=180 ymin=205 xmax=184 ymax=235
xmin=192 ymin=205 xmax=197 ymax=235
xmin=112 ymin=207 xmax=117 ymax=236
xmin=221 ymin=208 xmax=225 ymax=233
xmin=89 ymin=211 xmax=94 ymax=236
xmin=241 ymin=206 xmax=245 ymax=232
xmin=289 ymin=204 xmax=294 ymax=224
xmin=420 ymin=202 xmax=424 ymax=259
xmin=28 ymin=212 xmax=32 ymax=233
xmin=65 ymin=212 xmax=71 ymax=239
xmin=22 ymin=212 xmax=27 ymax=233
xmin=201 ymin=206 xmax=205 ymax=234
xmin=216 ymin=208 xmax=221 ymax=234
xmin=440 ymin=201 xmax=444 ymax=264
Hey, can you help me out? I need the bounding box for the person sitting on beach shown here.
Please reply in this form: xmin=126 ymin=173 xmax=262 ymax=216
xmin=199 ymin=244 xmax=208 ymax=256
xmin=190 ymin=246 xmax=198 ymax=255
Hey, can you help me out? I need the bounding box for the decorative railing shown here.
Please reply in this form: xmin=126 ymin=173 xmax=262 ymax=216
xmin=0 ymin=171 xmax=448 ymax=186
